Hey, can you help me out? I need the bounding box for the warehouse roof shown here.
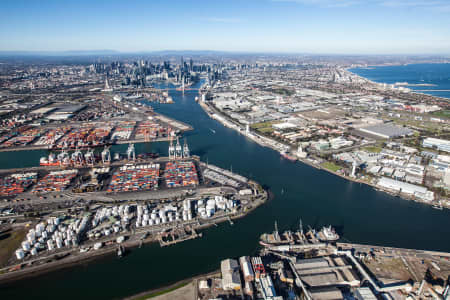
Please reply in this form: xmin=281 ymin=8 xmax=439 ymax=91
xmin=360 ymin=123 xmax=413 ymax=139
xmin=54 ymin=104 xmax=86 ymax=114
xmin=295 ymin=257 xmax=329 ymax=270
xmin=30 ymin=107 xmax=56 ymax=115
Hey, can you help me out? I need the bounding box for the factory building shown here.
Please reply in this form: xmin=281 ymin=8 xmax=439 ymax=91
xmin=309 ymin=287 xmax=344 ymax=300
xmin=355 ymin=287 xmax=377 ymax=300
xmin=377 ymin=177 xmax=434 ymax=201
xmin=46 ymin=104 xmax=86 ymax=121
xmin=359 ymin=123 xmax=413 ymax=139
xmin=294 ymin=256 xmax=360 ymax=288
xmin=221 ymin=259 xmax=241 ymax=291
xmin=239 ymin=256 xmax=255 ymax=282
xmin=422 ymin=137 xmax=450 ymax=153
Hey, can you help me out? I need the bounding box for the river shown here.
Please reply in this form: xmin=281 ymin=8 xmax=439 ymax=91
xmin=1 ymin=79 xmax=449 ymax=299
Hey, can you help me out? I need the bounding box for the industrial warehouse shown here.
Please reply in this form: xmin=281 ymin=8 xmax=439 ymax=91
xmin=358 ymin=123 xmax=413 ymax=139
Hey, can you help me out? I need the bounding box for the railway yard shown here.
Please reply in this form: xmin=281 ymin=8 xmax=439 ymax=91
xmin=0 ymin=153 xmax=267 ymax=283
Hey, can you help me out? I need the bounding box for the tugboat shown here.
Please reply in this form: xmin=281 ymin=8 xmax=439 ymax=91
xmin=317 ymin=225 xmax=339 ymax=242
xmin=432 ymin=202 xmax=443 ymax=210
xmin=281 ymin=151 xmax=297 ymax=162
xmin=117 ymin=245 xmax=124 ymax=258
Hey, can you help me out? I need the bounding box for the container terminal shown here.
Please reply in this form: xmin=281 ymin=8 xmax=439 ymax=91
xmin=0 ymin=90 xmax=192 ymax=153
xmin=158 ymin=226 xmax=450 ymax=300
xmin=0 ymin=141 xmax=267 ymax=283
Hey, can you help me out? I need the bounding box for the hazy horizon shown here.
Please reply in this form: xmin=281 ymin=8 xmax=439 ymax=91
xmin=0 ymin=49 xmax=449 ymax=57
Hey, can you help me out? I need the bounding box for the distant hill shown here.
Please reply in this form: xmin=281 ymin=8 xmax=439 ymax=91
xmin=0 ymin=50 xmax=120 ymax=56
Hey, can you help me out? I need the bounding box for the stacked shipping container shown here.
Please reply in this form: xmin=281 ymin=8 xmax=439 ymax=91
xmin=0 ymin=173 xmax=37 ymax=196
xmin=107 ymin=164 xmax=160 ymax=193
xmin=32 ymin=170 xmax=78 ymax=193
xmin=164 ymin=161 xmax=199 ymax=188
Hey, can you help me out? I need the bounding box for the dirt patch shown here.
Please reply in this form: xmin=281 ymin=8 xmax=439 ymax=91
xmin=149 ymin=282 xmax=195 ymax=300
xmin=0 ymin=227 xmax=27 ymax=267
xmin=365 ymin=257 xmax=412 ymax=282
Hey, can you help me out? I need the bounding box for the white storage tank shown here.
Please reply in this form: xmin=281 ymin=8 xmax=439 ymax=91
xmin=56 ymin=238 xmax=63 ymax=249
xmin=15 ymin=249 xmax=25 ymax=260
xmin=93 ymin=242 xmax=102 ymax=250
xmin=47 ymin=240 xmax=54 ymax=251
xmin=22 ymin=241 xmax=31 ymax=251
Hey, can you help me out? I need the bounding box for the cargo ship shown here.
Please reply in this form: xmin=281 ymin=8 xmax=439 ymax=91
xmin=316 ymin=225 xmax=339 ymax=242
xmin=280 ymin=151 xmax=297 ymax=162
xmin=39 ymin=153 xmax=60 ymax=166
xmin=259 ymin=221 xmax=339 ymax=247
xmin=40 ymin=149 xmax=97 ymax=167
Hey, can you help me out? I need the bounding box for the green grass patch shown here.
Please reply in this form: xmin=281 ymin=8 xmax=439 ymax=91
xmin=270 ymin=88 xmax=295 ymax=96
xmin=250 ymin=121 xmax=280 ymax=134
xmin=258 ymin=127 xmax=275 ymax=134
xmin=363 ymin=146 xmax=383 ymax=153
xmin=321 ymin=161 xmax=342 ymax=172
xmin=250 ymin=121 xmax=276 ymax=129
xmin=431 ymin=110 xmax=450 ymax=119
xmin=133 ymin=282 xmax=189 ymax=300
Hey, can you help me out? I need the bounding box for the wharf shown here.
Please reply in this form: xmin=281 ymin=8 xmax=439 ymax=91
xmin=337 ymin=242 xmax=450 ymax=259
xmin=0 ymin=155 xmax=188 ymax=174
xmin=158 ymin=227 xmax=202 ymax=247
xmin=0 ymin=135 xmax=176 ymax=153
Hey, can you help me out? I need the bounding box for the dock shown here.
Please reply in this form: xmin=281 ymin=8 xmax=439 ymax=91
xmin=158 ymin=227 xmax=202 ymax=247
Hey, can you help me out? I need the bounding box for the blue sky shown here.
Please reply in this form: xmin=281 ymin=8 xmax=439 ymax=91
xmin=0 ymin=0 xmax=449 ymax=54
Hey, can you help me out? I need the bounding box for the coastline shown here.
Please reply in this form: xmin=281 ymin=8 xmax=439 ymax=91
xmin=345 ymin=64 xmax=450 ymax=101
xmin=197 ymin=100 xmax=449 ymax=210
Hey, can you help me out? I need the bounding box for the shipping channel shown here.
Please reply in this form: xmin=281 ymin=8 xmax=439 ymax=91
xmin=0 ymin=80 xmax=449 ymax=299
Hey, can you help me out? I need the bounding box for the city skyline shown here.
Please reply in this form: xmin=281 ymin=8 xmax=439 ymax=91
xmin=1 ymin=0 xmax=450 ymax=55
